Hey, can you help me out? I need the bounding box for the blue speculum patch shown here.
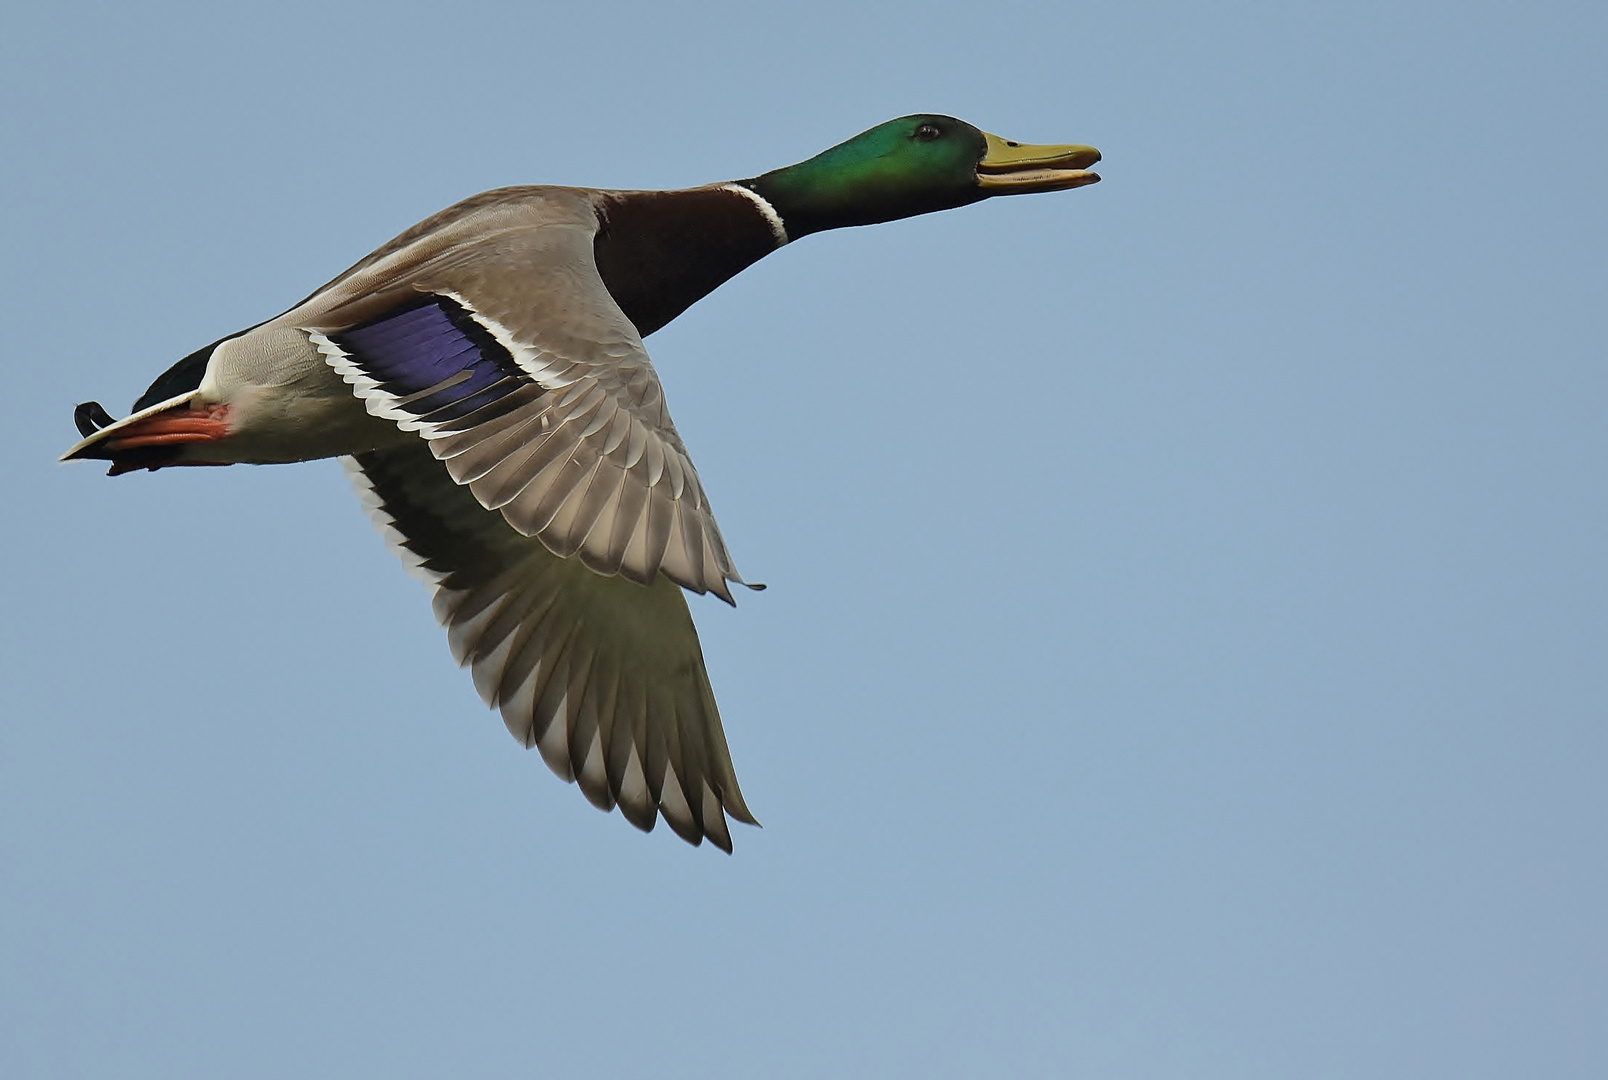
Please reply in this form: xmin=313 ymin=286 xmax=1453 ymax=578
xmin=332 ymin=296 xmax=531 ymax=422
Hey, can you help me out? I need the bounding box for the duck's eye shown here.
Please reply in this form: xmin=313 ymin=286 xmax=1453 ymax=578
xmin=914 ymin=123 xmax=942 ymax=142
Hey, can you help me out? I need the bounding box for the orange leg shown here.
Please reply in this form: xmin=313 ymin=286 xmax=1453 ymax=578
xmin=105 ymin=405 xmax=232 ymax=451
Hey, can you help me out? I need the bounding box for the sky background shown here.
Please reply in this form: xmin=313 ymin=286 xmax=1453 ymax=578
xmin=2 ymin=1 xmax=1604 ymax=1076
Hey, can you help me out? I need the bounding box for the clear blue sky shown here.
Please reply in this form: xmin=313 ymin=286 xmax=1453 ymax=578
xmin=3 ymin=1 xmax=1604 ymax=1076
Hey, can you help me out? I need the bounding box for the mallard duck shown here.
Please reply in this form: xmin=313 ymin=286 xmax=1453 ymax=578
xmin=62 ymin=114 xmax=1101 ymax=851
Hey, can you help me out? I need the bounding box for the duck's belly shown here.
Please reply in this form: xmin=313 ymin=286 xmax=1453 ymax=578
xmin=195 ymin=323 xmax=415 ymax=464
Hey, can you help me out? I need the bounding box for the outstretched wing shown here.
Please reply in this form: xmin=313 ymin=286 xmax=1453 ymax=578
xmin=305 ymin=196 xmax=749 ymax=602
xmin=346 ymin=441 xmax=757 ymax=851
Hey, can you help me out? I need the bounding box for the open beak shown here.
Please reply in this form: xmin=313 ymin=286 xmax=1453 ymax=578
xmin=976 ymin=132 xmax=1102 ymax=194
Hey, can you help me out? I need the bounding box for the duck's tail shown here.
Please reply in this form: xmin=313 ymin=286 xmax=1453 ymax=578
xmin=60 ymin=391 xmax=231 ymax=475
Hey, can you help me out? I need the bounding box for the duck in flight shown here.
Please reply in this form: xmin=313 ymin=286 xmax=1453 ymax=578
xmin=62 ymin=114 xmax=1101 ymax=851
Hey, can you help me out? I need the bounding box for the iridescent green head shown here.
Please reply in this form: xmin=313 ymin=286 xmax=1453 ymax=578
xmin=742 ymin=114 xmax=1101 ymax=239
